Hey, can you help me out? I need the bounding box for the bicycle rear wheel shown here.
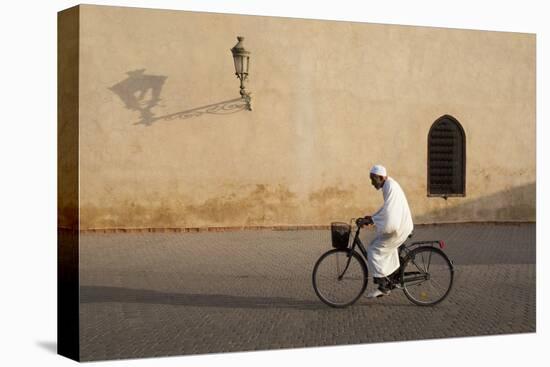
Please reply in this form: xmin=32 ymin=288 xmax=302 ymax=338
xmin=401 ymin=246 xmax=454 ymax=306
xmin=312 ymin=249 xmax=368 ymax=308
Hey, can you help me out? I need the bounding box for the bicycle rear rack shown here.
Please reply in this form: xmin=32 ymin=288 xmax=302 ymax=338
xmin=404 ymin=240 xmax=445 ymax=251
xmin=399 ymin=240 xmax=446 ymax=259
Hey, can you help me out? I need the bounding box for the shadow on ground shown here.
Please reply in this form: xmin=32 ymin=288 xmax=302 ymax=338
xmin=80 ymin=285 xmax=325 ymax=311
xmin=36 ymin=341 xmax=57 ymax=354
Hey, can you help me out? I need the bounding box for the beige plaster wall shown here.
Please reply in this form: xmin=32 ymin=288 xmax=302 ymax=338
xmin=73 ymin=5 xmax=535 ymax=229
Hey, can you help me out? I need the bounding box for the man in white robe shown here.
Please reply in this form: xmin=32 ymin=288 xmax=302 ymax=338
xmin=361 ymin=165 xmax=414 ymax=298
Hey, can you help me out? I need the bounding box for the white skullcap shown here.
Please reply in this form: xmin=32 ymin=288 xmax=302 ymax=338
xmin=370 ymin=164 xmax=387 ymax=177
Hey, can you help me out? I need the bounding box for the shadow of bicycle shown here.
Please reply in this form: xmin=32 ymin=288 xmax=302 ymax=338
xmin=80 ymin=285 xmax=325 ymax=311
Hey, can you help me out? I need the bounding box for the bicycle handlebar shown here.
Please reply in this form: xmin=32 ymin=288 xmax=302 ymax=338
xmin=354 ymin=216 xmax=374 ymax=227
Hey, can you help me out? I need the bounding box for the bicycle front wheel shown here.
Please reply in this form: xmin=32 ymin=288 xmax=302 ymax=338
xmin=312 ymin=249 xmax=368 ymax=308
xmin=401 ymin=246 xmax=454 ymax=306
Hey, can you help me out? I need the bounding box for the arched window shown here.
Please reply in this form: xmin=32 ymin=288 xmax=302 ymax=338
xmin=428 ymin=115 xmax=466 ymax=198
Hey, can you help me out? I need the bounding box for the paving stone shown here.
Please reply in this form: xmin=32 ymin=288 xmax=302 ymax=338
xmin=78 ymin=223 xmax=536 ymax=361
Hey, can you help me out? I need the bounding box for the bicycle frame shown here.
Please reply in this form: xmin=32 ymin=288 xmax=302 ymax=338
xmin=337 ymin=225 xmax=367 ymax=280
xmin=349 ymin=226 xmax=368 ymax=257
xmin=338 ymin=223 xmax=451 ymax=284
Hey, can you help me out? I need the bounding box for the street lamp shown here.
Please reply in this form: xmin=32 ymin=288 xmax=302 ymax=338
xmin=230 ymin=36 xmax=252 ymax=111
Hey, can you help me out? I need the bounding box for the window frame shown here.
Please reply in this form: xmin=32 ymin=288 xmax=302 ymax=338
xmin=427 ymin=115 xmax=466 ymax=199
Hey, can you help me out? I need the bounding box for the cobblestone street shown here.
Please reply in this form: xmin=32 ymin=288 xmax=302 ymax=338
xmin=79 ymin=223 xmax=536 ymax=361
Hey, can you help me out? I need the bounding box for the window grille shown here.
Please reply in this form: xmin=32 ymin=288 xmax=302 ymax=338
xmin=428 ymin=115 xmax=465 ymax=198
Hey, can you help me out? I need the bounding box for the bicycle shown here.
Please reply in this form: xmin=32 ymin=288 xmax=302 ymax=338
xmin=312 ymin=218 xmax=454 ymax=308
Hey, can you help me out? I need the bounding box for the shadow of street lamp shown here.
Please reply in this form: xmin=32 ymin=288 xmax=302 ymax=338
xmin=108 ymin=69 xmax=167 ymax=125
xmin=230 ymin=36 xmax=252 ymax=111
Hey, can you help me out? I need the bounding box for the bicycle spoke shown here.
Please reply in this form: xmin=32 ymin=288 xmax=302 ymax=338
xmin=410 ymin=258 xmax=426 ymax=274
xmin=407 ymin=279 xmax=428 ymax=287
xmin=429 ymin=276 xmax=444 ymax=290
xmin=422 ymin=253 xmax=428 ymax=273
xmin=426 ymin=280 xmax=442 ymax=297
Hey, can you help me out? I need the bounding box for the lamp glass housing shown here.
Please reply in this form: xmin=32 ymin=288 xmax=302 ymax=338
xmin=231 ymin=37 xmax=250 ymax=77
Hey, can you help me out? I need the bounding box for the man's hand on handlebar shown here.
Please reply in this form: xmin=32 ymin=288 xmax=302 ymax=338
xmin=356 ymin=216 xmax=374 ymax=227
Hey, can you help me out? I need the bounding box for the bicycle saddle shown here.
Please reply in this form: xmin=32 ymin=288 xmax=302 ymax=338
xmin=398 ymin=232 xmax=414 ymax=253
